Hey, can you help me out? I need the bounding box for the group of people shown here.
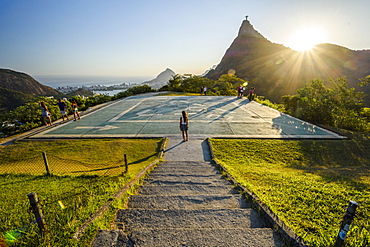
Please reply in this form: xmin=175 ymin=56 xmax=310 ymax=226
xmin=39 ymin=99 xmax=81 ymax=126
xmin=200 ymin=86 xmax=207 ymax=95
xmin=237 ymin=86 xmax=255 ymax=101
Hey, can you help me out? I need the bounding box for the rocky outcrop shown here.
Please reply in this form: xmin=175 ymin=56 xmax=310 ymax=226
xmin=205 ymin=20 xmax=370 ymax=104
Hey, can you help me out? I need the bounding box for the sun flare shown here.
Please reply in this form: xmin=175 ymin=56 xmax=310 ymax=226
xmin=287 ymin=27 xmax=326 ymax=52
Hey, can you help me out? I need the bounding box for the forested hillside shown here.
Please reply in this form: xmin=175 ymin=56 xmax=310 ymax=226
xmin=0 ymin=69 xmax=60 ymax=112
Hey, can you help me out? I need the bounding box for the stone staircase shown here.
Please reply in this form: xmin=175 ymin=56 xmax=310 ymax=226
xmin=92 ymin=160 xmax=282 ymax=246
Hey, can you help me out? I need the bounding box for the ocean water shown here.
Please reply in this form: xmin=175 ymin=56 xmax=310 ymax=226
xmin=35 ymin=75 xmax=151 ymax=88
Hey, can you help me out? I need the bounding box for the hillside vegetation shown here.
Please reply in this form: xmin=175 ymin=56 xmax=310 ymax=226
xmin=0 ymin=69 xmax=60 ymax=112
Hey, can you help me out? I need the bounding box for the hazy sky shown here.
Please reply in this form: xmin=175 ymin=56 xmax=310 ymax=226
xmin=1 ymin=0 xmax=369 ymax=78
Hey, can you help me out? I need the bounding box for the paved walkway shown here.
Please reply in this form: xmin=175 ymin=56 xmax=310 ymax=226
xmin=92 ymin=139 xmax=283 ymax=246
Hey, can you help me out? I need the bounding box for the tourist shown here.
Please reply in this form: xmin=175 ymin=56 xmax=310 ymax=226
xmin=57 ymin=99 xmax=69 ymax=121
xmin=248 ymin=87 xmax=255 ymax=101
xmin=240 ymin=85 xmax=244 ymax=98
xmin=179 ymin=110 xmax=189 ymax=142
xmin=203 ymin=86 xmax=207 ymax=95
xmin=238 ymin=85 xmax=244 ymax=98
xmin=39 ymin=101 xmax=53 ymax=126
xmin=72 ymin=100 xmax=81 ymax=121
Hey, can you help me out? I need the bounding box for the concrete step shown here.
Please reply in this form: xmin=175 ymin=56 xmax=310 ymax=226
xmin=116 ymin=208 xmax=267 ymax=230
xmin=117 ymin=228 xmax=281 ymax=247
xmin=137 ymin=184 xmax=239 ymax=195
xmin=128 ymin=194 xmax=249 ymax=209
xmin=92 ymin=228 xmax=281 ymax=247
xmin=150 ymin=167 xmax=221 ymax=176
xmin=157 ymin=161 xmax=214 ymax=167
xmin=146 ymin=173 xmax=225 ymax=181
xmin=142 ymin=176 xmax=232 ymax=186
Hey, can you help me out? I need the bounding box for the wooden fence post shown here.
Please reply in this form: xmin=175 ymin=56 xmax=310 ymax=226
xmin=42 ymin=152 xmax=50 ymax=176
xmin=124 ymin=154 xmax=128 ymax=173
xmin=334 ymin=200 xmax=358 ymax=247
xmin=27 ymin=192 xmax=46 ymax=232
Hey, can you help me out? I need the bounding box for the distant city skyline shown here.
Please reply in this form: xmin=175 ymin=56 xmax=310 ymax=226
xmin=1 ymin=0 xmax=369 ymax=79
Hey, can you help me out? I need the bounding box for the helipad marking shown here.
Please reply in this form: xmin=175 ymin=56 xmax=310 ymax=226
xmin=75 ymin=125 xmax=119 ymax=131
xmin=108 ymin=98 xmax=147 ymax=122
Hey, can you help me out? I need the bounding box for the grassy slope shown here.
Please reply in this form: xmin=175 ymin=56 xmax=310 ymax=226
xmin=211 ymin=131 xmax=370 ymax=247
xmin=0 ymin=139 xmax=162 ymax=246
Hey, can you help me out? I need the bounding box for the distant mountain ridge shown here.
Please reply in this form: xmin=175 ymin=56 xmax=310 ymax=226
xmin=0 ymin=69 xmax=59 ymax=95
xmin=0 ymin=69 xmax=60 ymax=112
xmin=205 ymin=19 xmax=370 ymax=104
xmin=142 ymin=68 xmax=176 ymax=89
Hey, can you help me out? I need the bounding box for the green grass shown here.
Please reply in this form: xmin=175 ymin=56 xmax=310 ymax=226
xmin=0 ymin=138 xmax=162 ymax=246
xmin=0 ymin=139 xmax=161 ymax=175
xmin=211 ymin=131 xmax=370 ymax=247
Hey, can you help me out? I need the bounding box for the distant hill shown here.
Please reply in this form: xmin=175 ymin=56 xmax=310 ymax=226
xmin=205 ymin=19 xmax=370 ymax=104
xmin=142 ymin=68 xmax=176 ymax=89
xmin=0 ymin=69 xmax=60 ymax=112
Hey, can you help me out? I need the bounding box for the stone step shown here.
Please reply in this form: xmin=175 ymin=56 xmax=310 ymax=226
xmin=158 ymin=161 xmax=213 ymax=167
xmin=137 ymin=184 xmax=239 ymax=195
xmin=146 ymin=173 xmax=225 ymax=182
xmin=142 ymin=176 xmax=232 ymax=186
xmin=128 ymin=195 xmax=249 ymax=209
xmin=116 ymin=208 xmax=266 ymax=230
xmin=116 ymin=228 xmax=281 ymax=247
xmin=150 ymin=167 xmax=220 ymax=175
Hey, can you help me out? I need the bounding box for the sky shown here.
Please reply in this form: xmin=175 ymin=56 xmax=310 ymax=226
xmin=0 ymin=0 xmax=369 ymax=80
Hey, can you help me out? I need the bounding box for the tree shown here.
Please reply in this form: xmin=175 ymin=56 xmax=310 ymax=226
xmin=214 ymin=74 xmax=245 ymax=96
xmin=181 ymin=75 xmax=213 ymax=93
xmin=283 ymin=77 xmax=369 ymax=132
xmin=359 ymin=75 xmax=370 ymax=87
xmin=166 ymin=74 xmax=183 ymax=91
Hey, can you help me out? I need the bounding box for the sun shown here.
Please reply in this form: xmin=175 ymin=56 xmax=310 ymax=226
xmin=287 ymin=27 xmax=326 ymax=52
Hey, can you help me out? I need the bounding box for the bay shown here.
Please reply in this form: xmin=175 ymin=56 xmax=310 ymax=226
xmin=35 ymin=75 xmax=151 ymax=88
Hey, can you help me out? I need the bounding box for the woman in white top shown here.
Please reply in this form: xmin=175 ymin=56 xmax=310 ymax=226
xmin=179 ymin=110 xmax=189 ymax=141
xmin=39 ymin=101 xmax=53 ymax=126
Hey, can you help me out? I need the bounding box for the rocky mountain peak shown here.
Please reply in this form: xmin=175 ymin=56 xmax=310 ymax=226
xmin=142 ymin=68 xmax=176 ymax=89
xmin=237 ymin=18 xmax=266 ymax=39
xmin=205 ymin=18 xmax=370 ymax=105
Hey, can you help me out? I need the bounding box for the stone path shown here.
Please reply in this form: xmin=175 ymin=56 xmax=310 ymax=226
xmin=92 ymin=138 xmax=283 ymax=246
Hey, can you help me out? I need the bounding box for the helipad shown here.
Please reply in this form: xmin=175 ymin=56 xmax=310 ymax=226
xmin=30 ymin=95 xmax=344 ymax=139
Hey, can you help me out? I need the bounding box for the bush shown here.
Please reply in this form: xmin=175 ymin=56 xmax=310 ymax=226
xmin=282 ymin=78 xmax=369 ymax=132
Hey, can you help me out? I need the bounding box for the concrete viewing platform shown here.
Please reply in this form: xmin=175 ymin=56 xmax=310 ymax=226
xmin=29 ymin=94 xmax=344 ymax=140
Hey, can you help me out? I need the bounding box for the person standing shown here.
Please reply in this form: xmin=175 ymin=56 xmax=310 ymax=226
xmin=72 ymin=100 xmax=81 ymax=121
xmin=248 ymin=87 xmax=255 ymax=101
xmin=57 ymin=99 xmax=69 ymax=121
xmin=39 ymin=101 xmax=53 ymax=126
xmin=179 ymin=110 xmax=189 ymax=142
xmin=203 ymin=86 xmax=207 ymax=96
xmin=239 ymin=85 xmax=244 ymax=98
